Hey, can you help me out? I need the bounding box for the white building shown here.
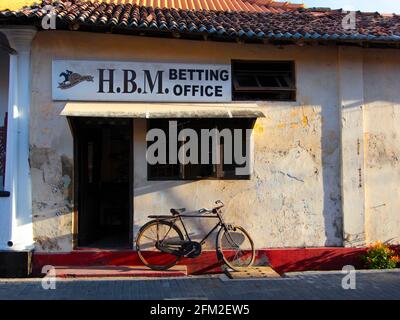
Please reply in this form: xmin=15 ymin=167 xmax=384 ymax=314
xmin=0 ymin=0 xmax=399 ymax=277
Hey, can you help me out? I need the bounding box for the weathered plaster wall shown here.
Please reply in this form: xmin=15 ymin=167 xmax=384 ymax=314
xmin=131 ymin=39 xmax=343 ymax=249
xmin=134 ymin=100 xmax=343 ymax=249
xmin=30 ymin=31 xmax=344 ymax=251
xmin=30 ymin=32 xmax=75 ymax=251
xmin=338 ymin=47 xmax=366 ymax=248
xmin=364 ymin=49 xmax=400 ymax=245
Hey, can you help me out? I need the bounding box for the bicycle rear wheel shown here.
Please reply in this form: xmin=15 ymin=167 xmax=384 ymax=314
xmin=217 ymin=226 xmax=255 ymax=271
xmin=136 ymin=220 xmax=184 ymax=271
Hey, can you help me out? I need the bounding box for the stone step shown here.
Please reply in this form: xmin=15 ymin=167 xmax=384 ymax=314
xmin=49 ymin=265 xmax=187 ymax=278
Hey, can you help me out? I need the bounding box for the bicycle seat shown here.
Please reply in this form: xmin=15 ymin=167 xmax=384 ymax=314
xmin=170 ymin=208 xmax=186 ymax=215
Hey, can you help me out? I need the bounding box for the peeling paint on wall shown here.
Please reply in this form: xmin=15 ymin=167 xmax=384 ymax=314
xmin=366 ymin=133 xmax=399 ymax=169
xmin=30 ymin=145 xmax=74 ymax=251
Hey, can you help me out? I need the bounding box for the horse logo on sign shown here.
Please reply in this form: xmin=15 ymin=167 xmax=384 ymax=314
xmin=58 ymin=70 xmax=94 ymax=90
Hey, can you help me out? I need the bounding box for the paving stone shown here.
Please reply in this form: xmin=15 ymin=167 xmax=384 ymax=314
xmin=0 ymin=272 xmax=400 ymax=300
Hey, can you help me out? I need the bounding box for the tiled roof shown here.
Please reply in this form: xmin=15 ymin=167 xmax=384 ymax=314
xmin=0 ymin=1 xmax=304 ymax=13
xmin=0 ymin=0 xmax=399 ymax=45
xmin=87 ymin=1 xmax=304 ymax=13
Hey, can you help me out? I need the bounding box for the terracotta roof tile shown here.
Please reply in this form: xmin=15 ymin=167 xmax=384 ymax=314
xmin=77 ymin=0 xmax=303 ymax=12
xmin=0 ymin=0 xmax=399 ymax=45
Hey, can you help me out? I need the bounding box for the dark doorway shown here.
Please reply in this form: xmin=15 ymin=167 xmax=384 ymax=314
xmin=71 ymin=117 xmax=133 ymax=249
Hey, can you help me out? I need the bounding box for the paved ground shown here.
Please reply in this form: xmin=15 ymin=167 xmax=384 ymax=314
xmin=0 ymin=270 xmax=399 ymax=300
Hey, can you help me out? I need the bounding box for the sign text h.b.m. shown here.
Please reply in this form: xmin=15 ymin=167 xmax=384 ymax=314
xmin=52 ymin=60 xmax=231 ymax=102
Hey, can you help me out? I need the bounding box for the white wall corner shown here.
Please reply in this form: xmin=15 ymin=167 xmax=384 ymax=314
xmin=338 ymin=46 xmax=366 ymax=248
xmin=0 ymin=26 xmax=37 ymax=251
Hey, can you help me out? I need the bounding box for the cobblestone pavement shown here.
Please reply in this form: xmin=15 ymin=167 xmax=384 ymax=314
xmin=0 ymin=271 xmax=399 ymax=300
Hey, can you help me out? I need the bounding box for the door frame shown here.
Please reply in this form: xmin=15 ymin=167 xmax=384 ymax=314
xmin=67 ymin=116 xmax=134 ymax=250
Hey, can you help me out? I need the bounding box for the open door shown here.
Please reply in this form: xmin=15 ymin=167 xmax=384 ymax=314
xmin=71 ymin=117 xmax=133 ymax=249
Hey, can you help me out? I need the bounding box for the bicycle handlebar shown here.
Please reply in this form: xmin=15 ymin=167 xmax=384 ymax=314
xmin=198 ymin=200 xmax=224 ymax=214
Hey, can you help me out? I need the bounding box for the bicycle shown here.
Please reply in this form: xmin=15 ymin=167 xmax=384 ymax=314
xmin=136 ymin=200 xmax=255 ymax=271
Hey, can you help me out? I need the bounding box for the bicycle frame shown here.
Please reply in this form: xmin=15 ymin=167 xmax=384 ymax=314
xmin=137 ymin=201 xmax=255 ymax=270
xmin=160 ymin=210 xmax=227 ymax=246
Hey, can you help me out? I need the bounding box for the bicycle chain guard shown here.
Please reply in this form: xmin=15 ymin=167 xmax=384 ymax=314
xmin=157 ymin=240 xmax=202 ymax=258
xmin=181 ymin=241 xmax=202 ymax=258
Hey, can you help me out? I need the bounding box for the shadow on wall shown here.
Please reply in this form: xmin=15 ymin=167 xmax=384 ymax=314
xmin=134 ymin=180 xmax=193 ymax=197
xmin=320 ymin=102 xmax=343 ymax=247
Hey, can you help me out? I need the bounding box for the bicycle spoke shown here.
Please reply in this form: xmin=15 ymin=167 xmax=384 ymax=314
xmin=142 ymin=234 xmax=157 ymax=242
xmin=161 ymin=225 xmax=174 ymax=242
xmin=220 ymin=228 xmax=254 ymax=269
xmin=147 ymin=227 xmax=157 ymax=240
xmin=232 ymin=249 xmax=241 ymax=261
xmin=137 ymin=221 xmax=184 ymax=270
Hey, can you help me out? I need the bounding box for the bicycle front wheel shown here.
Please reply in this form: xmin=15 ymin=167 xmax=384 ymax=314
xmin=136 ymin=220 xmax=184 ymax=271
xmin=217 ymin=226 xmax=255 ymax=271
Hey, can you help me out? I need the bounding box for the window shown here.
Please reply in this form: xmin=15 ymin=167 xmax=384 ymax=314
xmin=147 ymin=118 xmax=255 ymax=180
xmin=232 ymin=61 xmax=296 ymax=101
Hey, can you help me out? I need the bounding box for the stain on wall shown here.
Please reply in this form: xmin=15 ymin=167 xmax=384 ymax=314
xmin=366 ymin=133 xmax=399 ymax=169
xmin=30 ymin=146 xmax=73 ymax=251
xmin=364 ymin=49 xmax=400 ymax=245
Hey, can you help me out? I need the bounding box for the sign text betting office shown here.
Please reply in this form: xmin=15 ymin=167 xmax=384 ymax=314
xmin=52 ymin=60 xmax=231 ymax=102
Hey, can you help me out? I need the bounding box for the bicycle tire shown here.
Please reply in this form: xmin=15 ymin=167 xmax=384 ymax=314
xmin=217 ymin=225 xmax=255 ymax=271
xmin=136 ymin=220 xmax=184 ymax=271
